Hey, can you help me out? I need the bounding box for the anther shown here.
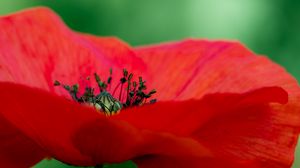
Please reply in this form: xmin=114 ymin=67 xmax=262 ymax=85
xmin=54 ymin=68 xmax=157 ymax=115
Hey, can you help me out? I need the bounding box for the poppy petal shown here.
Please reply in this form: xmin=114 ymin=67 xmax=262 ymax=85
xmin=135 ymin=40 xmax=300 ymax=101
xmin=78 ymin=35 xmax=146 ymax=72
xmin=0 ymin=82 xmax=211 ymax=166
xmin=114 ymin=87 xmax=288 ymax=136
xmin=0 ymin=7 xmax=299 ymax=168
xmin=134 ymin=40 xmax=300 ymax=166
xmin=192 ymin=102 xmax=299 ymax=167
xmin=0 ymin=7 xmax=145 ymax=92
xmin=112 ymin=87 xmax=297 ymax=167
xmin=72 ymin=119 xmax=212 ymax=165
xmin=0 ymin=82 xmax=107 ymax=165
xmin=73 ymin=87 xmax=296 ymax=168
xmin=0 ymin=115 xmax=46 ymax=168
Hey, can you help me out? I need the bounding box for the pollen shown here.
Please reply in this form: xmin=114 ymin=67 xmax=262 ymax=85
xmin=54 ymin=68 xmax=156 ymax=116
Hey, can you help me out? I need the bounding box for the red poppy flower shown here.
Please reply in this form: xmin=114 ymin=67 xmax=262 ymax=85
xmin=0 ymin=7 xmax=299 ymax=168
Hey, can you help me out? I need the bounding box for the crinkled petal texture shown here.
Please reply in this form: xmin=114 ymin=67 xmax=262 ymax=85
xmin=0 ymin=7 xmax=145 ymax=167
xmin=0 ymin=7 xmax=146 ymax=92
xmin=131 ymin=41 xmax=300 ymax=167
xmin=0 ymin=7 xmax=299 ymax=168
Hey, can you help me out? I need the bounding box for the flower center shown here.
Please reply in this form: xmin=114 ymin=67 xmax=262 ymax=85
xmin=54 ymin=69 xmax=156 ymax=116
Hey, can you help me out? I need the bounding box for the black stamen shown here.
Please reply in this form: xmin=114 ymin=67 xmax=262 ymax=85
xmin=123 ymin=69 xmax=128 ymax=77
xmin=150 ymin=99 xmax=157 ymax=104
xmin=107 ymin=68 xmax=113 ymax=86
xmin=54 ymin=68 xmax=157 ymax=115
xmin=54 ymin=80 xmax=60 ymax=86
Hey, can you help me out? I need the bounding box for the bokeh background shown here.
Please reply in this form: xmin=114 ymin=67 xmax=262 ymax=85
xmin=1 ymin=0 xmax=300 ymax=167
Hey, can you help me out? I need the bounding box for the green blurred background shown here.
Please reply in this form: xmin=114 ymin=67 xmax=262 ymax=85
xmin=1 ymin=0 xmax=299 ymax=167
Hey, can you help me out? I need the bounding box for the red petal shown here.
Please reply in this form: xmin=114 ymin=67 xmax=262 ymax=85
xmin=135 ymin=40 xmax=300 ymax=101
xmin=0 ymin=8 xmax=299 ymax=168
xmin=191 ymin=89 xmax=297 ymax=167
xmin=134 ymin=40 xmax=300 ymax=166
xmin=0 ymin=82 xmax=108 ymax=165
xmin=0 ymin=7 xmax=145 ymax=92
xmin=114 ymin=87 xmax=288 ymax=136
xmin=192 ymin=102 xmax=298 ymax=167
xmin=113 ymin=87 xmax=298 ymax=167
xmin=78 ymin=35 xmax=146 ymax=71
xmin=2 ymin=82 xmax=289 ymax=167
xmin=0 ymin=82 xmax=212 ymax=166
xmin=0 ymin=115 xmax=46 ymax=168
xmin=72 ymin=119 xmax=212 ymax=165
